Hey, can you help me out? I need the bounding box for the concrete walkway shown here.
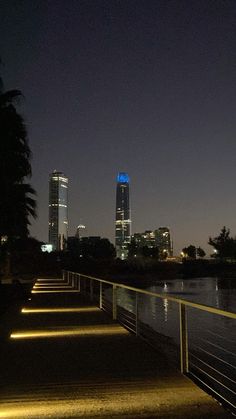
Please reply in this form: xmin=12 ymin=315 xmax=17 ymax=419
xmin=0 ymin=277 xmax=232 ymax=418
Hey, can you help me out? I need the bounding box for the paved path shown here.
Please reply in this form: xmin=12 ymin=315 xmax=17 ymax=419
xmin=0 ymin=277 xmax=232 ymax=418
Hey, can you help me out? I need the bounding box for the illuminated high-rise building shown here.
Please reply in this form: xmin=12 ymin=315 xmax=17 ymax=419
xmin=75 ymin=224 xmax=86 ymax=239
xmin=115 ymin=172 xmax=131 ymax=259
xmin=154 ymin=227 xmax=172 ymax=258
xmin=49 ymin=170 xmax=68 ymax=251
xmin=131 ymin=227 xmax=173 ymax=259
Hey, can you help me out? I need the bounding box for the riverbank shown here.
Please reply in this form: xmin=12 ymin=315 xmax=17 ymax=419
xmin=2 ymin=257 xmax=236 ymax=291
xmin=68 ymin=259 xmax=236 ymax=286
xmin=4 ymin=247 xmax=236 ymax=284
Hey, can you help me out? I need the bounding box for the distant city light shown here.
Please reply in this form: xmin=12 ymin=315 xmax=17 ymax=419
xmin=41 ymin=244 xmax=53 ymax=253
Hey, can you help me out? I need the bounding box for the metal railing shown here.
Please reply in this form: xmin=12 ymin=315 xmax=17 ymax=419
xmin=63 ymin=270 xmax=236 ymax=413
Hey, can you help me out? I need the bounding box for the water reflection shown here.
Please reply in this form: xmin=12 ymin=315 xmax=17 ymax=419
xmin=113 ymin=277 xmax=236 ymax=410
xmin=115 ymin=277 xmax=236 ymax=346
xmin=163 ymin=298 xmax=168 ymax=322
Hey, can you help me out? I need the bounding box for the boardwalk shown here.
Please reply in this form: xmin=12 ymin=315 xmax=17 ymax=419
xmin=0 ymin=277 xmax=232 ymax=418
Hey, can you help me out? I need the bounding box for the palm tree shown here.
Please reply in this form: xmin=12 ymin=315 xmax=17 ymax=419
xmin=0 ymin=73 xmax=36 ymax=274
xmin=1 ymin=183 xmax=36 ymax=239
xmin=0 ymin=89 xmax=32 ymax=182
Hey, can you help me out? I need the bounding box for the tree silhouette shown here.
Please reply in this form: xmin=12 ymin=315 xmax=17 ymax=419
xmin=208 ymin=226 xmax=236 ymax=259
xmin=67 ymin=237 xmax=115 ymax=260
xmin=182 ymin=245 xmax=196 ymax=259
xmin=0 ymin=69 xmax=36 ymax=274
xmin=196 ymin=247 xmax=206 ymax=258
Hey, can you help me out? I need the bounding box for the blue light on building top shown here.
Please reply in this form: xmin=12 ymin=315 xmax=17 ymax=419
xmin=117 ymin=172 xmax=129 ymax=183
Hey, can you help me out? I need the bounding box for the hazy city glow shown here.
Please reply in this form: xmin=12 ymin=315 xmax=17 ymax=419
xmin=1 ymin=2 xmax=236 ymax=253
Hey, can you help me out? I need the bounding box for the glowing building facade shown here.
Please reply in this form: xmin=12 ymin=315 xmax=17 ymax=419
xmin=49 ymin=171 xmax=68 ymax=251
xmin=75 ymin=224 xmax=86 ymax=239
xmin=131 ymin=227 xmax=173 ymax=259
xmin=115 ymin=172 xmax=131 ymax=259
xmin=154 ymin=227 xmax=172 ymax=258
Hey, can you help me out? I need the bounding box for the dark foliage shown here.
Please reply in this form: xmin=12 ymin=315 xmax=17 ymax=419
xmin=128 ymin=239 xmax=159 ymax=259
xmin=67 ymin=236 xmax=116 ymax=260
xmin=0 ymin=73 xmax=36 ymax=243
xmin=208 ymin=226 xmax=236 ymax=259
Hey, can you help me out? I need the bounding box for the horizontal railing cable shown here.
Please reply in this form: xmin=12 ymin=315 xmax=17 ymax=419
xmin=63 ymin=270 xmax=236 ymax=414
xmin=190 ymin=353 xmax=236 ymax=385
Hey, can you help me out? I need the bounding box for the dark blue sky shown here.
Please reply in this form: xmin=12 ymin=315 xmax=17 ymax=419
xmin=1 ymin=0 xmax=236 ymax=255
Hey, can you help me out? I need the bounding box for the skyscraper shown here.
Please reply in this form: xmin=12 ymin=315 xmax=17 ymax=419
xmin=154 ymin=227 xmax=172 ymax=258
xmin=115 ymin=172 xmax=131 ymax=259
xmin=49 ymin=170 xmax=68 ymax=251
xmin=75 ymin=224 xmax=86 ymax=239
xmin=131 ymin=227 xmax=173 ymax=259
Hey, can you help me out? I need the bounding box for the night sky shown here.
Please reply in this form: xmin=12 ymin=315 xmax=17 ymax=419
xmin=1 ymin=0 xmax=236 ymax=255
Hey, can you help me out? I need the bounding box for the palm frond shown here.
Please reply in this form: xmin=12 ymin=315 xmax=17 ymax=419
xmin=0 ymin=89 xmax=22 ymax=107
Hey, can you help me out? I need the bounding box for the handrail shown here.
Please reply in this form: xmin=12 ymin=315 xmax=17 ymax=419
xmin=65 ymin=271 xmax=236 ymax=319
xmin=64 ymin=270 xmax=236 ymax=413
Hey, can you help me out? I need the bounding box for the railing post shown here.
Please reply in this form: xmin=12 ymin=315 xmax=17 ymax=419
xmin=62 ymin=270 xmax=65 ymax=281
xmin=78 ymin=274 xmax=81 ymax=292
xmin=90 ymin=279 xmax=94 ymax=301
xmin=99 ymin=282 xmax=103 ymax=309
xmin=179 ymin=303 xmax=189 ymax=374
xmin=135 ymin=292 xmax=139 ymax=336
xmin=112 ymin=285 xmax=117 ymax=320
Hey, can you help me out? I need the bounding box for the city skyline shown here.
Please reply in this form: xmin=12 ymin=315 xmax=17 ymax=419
xmin=1 ymin=1 xmax=236 ymax=255
xmin=48 ymin=169 xmax=174 ymax=260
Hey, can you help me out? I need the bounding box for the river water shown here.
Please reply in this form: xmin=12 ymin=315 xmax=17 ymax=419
xmin=146 ymin=276 xmax=236 ymax=312
xmin=116 ymin=277 xmax=236 ymax=340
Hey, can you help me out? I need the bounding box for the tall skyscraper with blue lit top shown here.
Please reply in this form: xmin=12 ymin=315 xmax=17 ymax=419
xmin=115 ymin=172 xmax=131 ymax=259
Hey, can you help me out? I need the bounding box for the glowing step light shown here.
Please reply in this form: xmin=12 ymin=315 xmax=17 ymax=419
xmin=33 ymin=285 xmax=74 ymax=289
xmin=36 ymin=278 xmax=63 ymax=281
xmin=31 ymin=289 xmax=80 ymax=294
xmin=10 ymin=325 xmax=128 ymax=339
xmin=21 ymin=307 xmax=100 ymax=314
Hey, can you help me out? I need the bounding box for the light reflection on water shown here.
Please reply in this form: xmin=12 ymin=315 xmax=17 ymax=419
xmin=163 ymin=298 xmax=168 ymax=322
xmin=113 ymin=277 xmax=236 ymax=410
xmin=116 ymin=277 xmax=236 ymax=345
